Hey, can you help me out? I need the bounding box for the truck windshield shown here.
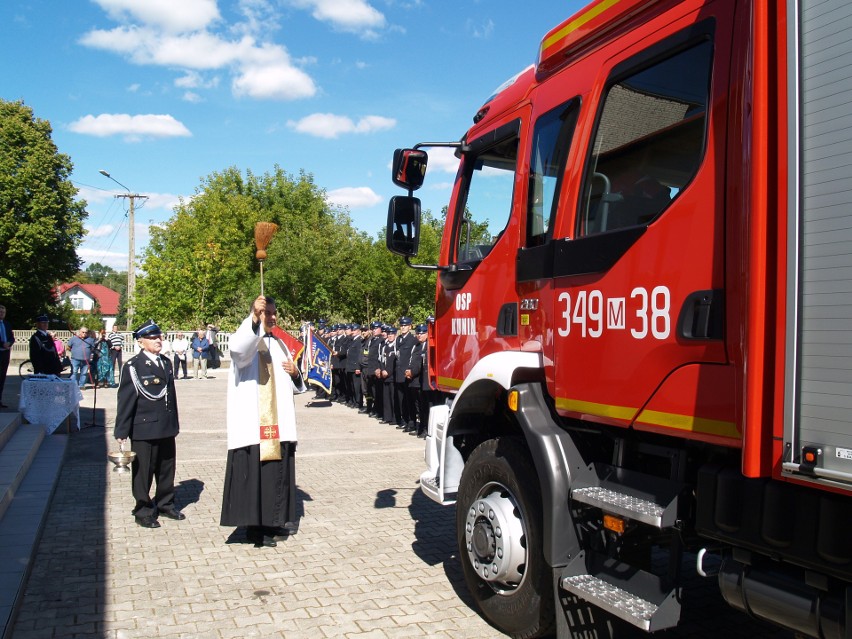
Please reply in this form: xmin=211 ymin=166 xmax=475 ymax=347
xmin=454 ymin=133 xmax=518 ymax=264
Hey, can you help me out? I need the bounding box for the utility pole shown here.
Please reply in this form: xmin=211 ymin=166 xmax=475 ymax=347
xmin=99 ymin=170 xmax=147 ymax=331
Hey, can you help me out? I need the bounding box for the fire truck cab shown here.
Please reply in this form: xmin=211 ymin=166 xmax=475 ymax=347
xmin=387 ymin=0 xmax=852 ymax=636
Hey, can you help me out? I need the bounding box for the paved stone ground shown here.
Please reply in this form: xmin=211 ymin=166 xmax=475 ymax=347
xmin=4 ymin=367 xmax=791 ymax=638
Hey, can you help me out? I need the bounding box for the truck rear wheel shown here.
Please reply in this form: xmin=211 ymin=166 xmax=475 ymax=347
xmin=456 ymin=437 xmax=555 ymax=639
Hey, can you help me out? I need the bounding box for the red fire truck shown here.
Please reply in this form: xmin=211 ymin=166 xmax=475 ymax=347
xmin=386 ymin=0 xmax=852 ymax=636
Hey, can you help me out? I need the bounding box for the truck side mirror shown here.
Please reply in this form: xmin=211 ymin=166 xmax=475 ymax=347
xmin=392 ymin=148 xmax=428 ymax=191
xmin=387 ymin=195 xmax=421 ymax=257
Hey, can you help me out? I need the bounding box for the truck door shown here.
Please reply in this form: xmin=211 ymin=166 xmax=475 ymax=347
xmin=434 ymin=110 xmax=529 ymax=391
xmin=548 ymin=9 xmax=739 ymax=444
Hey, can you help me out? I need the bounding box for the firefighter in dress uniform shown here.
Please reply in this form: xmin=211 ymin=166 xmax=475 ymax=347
xmin=114 ymin=319 xmax=184 ymax=529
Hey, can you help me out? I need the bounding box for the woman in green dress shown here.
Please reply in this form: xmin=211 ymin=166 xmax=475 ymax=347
xmin=95 ymin=329 xmax=114 ymax=387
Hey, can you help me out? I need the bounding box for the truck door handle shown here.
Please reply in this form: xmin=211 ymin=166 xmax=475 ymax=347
xmin=678 ymin=290 xmax=724 ymax=340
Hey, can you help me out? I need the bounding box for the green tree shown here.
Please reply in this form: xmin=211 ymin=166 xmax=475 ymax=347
xmin=136 ymin=165 xmax=442 ymax=330
xmin=0 ymin=100 xmax=86 ymax=323
xmin=84 ymin=262 xmax=116 ymax=285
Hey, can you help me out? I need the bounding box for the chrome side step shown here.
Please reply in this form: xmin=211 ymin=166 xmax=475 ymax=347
xmin=561 ymin=574 xmax=658 ymax=631
xmin=571 ymin=486 xmax=667 ymax=528
xmin=570 ymin=463 xmax=682 ymax=529
xmin=559 ymin=552 xmax=681 ymax=633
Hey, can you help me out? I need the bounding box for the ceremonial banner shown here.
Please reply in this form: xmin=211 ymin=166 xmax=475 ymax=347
xmin=272 ymin=325 xmax=304 ymax=362
xmin=302 ymin=324 xmax=333 ymax=395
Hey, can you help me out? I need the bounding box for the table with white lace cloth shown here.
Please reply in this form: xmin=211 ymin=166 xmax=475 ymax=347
xmin=18 ymin=376 xmax=83 ymax=434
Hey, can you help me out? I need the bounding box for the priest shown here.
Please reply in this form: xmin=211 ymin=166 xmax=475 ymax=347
xmin=220 ymin=295 xmax=305 ymax=548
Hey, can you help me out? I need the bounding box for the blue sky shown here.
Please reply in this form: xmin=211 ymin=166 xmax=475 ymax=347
xmin=2 ymin=0 xmax=581 ymax=270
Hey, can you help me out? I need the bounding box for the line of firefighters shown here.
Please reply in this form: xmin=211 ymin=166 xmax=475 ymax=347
xmin=312 ymin=317 xmax=436 ymax=438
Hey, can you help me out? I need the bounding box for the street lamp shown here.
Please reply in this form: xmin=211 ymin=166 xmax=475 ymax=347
xmin=99 ymin=170 xmax=147 ymax=331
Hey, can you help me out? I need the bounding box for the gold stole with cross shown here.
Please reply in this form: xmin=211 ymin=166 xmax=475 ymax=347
xmin=258 ymin=337 xmax=282 ymax=461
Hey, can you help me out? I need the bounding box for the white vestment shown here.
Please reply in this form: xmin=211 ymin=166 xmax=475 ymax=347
xmin=226 ymin=315 xmax=305 ymax=450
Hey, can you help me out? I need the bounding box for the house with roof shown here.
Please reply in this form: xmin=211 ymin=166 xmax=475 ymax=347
xmin=55 ymin=282 xmax=121 ymax=331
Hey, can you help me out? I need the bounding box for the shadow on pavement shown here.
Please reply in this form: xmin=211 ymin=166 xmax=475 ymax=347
xmin=175 ymin=478 xmax=205 ymax=510
xmin=406 ymin=485 xmax=479 ymax=612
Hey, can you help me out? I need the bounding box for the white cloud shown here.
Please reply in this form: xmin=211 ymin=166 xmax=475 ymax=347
xmin=141 ymin=192 xmax=183 ymax=210
xmin=174 ymin=70 xmax=219 ymax=89
xmin=233 ymin=58 xmax=316 ymax=100
xmin=78 ymin=247 xmax=128 ymax=271
xmin=467 ymin=17 xmax=495 ymax=39
xmin=183 ymin=91 xmax=203 ymax=103
xmin=80 ymin=8 xmax=317 ymax=101
xmin=427 ymin=146 xmax=461 ymax=174
xmin=290 ymin=0 xmax=386 ymax=37
xmin=92 ymin=0 xmax=221 ymax=34
xmin=86 ymin=224 xmax=116 ymax=238
xmin=68 ymin=114 xmax=192 ymax=141
xmin=326 ymin=187 xmax=382 ymax=208
xmin=288 ymin=113 xmax=396 ymax=138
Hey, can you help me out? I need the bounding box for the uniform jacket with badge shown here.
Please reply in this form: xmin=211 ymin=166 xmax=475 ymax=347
xmin=365 ymin=335 xmax=382 ymax=374
xmin=381 ymin=340 xmax=397 ymax=384
xmin=345 ymin=335 xmax=363 ymax=373
xmin=408 ymin=341 xmax=427 ymax=390
xmin=114 ymin=352 xmax=180 ymax=441
xmin=394 ymin=332 xmax=417 ymax=382
xmin=29 ymin=331 xmax=62 ymax=375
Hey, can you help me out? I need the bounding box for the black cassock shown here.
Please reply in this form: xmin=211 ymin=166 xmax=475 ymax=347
xmin=220 ymin=441 xmax=297 ymax=529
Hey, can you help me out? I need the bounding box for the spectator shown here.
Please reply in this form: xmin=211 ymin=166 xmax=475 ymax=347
xmin=171 ymin=331 xmax=189 ymax=379
xmin=107 ymin=328 xmax=124 ymax=386
xmin=95 ymin=328 xmax=115 ymax=388
xmin=49 ymin=332 xmax=67 ymax=372
xmin=67 ymin=327 xmax=95 ymax=389
xmin=190 ymin=327 xmax=210 ymax=379
xmin=206 ymin=324 xmax=221 ymax=369
xmin=0 ymin=305 xmax=14 ymax=408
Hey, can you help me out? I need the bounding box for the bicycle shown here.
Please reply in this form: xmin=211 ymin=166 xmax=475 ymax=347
xmin=18 ymin=357 xmax=72 ymax=378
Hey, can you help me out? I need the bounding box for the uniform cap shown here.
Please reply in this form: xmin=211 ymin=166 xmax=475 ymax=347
xmin=399 ymin=316 xmax=413 ymax=326
xmin=360 ymin=324 xmax=369 ymax=330
xmin=386 ymin=326 xmax=398 ymax=334
xmin=370 ymin=320 xmax=383 ymax=329
xmin=133 ymin=319 xmax=162 ymax=339
xmin=415 ymin=323 xmax=428 ymax=334
xmin=35 ymin=314 xmax=49 ymax=322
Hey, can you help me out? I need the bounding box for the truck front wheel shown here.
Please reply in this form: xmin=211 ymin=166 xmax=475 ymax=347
xmin=456 ymin=437 xmax=555 ymax=638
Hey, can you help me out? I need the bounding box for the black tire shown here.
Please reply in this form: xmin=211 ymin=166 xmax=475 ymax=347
xmin=18 ymin=360 xmax=34 ymax=376
xmin=456 ymin=437 xmax=555 ymax=639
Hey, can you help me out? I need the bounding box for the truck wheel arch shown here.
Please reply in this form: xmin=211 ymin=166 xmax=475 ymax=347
xmin=444 ymin=352 xmax=589 ymax=567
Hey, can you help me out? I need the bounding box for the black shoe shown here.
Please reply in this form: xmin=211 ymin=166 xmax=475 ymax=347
xmin=135 ymin=515 xmax=160 ymax=528
xmin=358 ymin=408 xmax=368 ymax=414
xmin=159 ymin=508 xmax=185 ymax=521
xmin=417 ymin=431 xmax=427 ymax=439
xmin=283 ymin=522 xmax=299 ymax=535
xmin=246 ymin=526 xmax=276 ymax=547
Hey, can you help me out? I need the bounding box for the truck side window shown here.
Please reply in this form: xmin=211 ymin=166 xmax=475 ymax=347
xmin=578 ymin=40 xmax=712 ymax=237
xmin=454 ymin=133 xmax=518 ymax=264
xmin=527 ymin=100 xmax=579 ymax=247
